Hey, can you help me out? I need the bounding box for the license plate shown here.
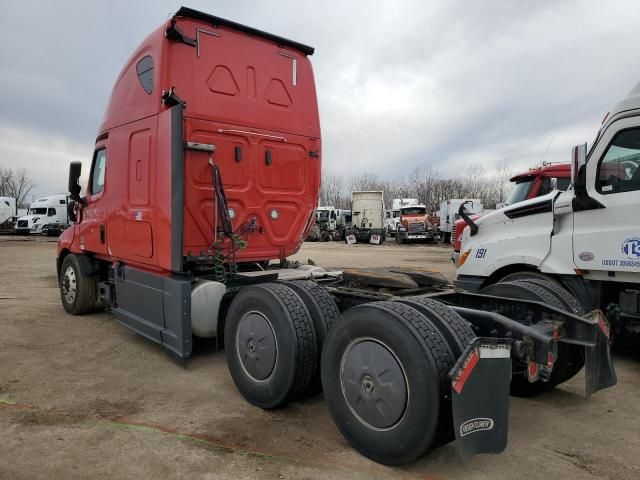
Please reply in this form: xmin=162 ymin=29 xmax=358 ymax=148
xmin=346 ymin=234 xmax=357 ymax=244
xmin=370 ymin=235 xmax=381 ymax=244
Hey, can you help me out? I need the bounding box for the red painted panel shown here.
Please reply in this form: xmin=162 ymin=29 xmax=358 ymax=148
xmin=129 ymin=131 xmax=151 ymax=206
xmin=124 ymin=221 xmax=153 ymax=258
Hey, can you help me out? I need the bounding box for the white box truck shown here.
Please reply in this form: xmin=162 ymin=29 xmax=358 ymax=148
xmin=439 ymin=198 xmax=483 ymax=243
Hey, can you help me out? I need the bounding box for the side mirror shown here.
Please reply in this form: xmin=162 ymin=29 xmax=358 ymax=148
xmin=549 ymin=177 xmax=558 ymax=191
xmin=570 ymin=143 xmax=587 ymax=186
xmin=68 ymin=162 xmax=82 ymax=199
xmin=458 ymin=201 xmax=479 ymax=236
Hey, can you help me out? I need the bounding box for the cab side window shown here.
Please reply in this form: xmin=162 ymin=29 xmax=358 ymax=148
xmin=47 ymin=208 xmax=56 ymax=216
xmin=598 ymin=128 xmax=640 ymax=194
xmin=91 ymin=149 xmax=107 ymax=195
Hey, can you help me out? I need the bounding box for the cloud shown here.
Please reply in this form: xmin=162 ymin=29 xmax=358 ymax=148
xmin=1 ymin=0 xmax=639 ymax=199
xmin=0 ymin=126 xmax=90 ymax=201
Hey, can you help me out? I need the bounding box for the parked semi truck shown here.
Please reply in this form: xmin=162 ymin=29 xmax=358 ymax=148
xmin=456 ymin=84 xmax=640 ymax=341
xmin=451 ymin=163 xmax=571 ymax=262
xmin=57 ymin=7 xmax=615 ymax=466
xmin=385 ymin=198 xmax=418 ymax=237
xmin=0 ymin=197 xmax=17 ymax=233
xmin=306 ymin=206 xmax=337 ymax=242
xmin=384 ymin=208 xmax=400 ymax=236
xmin=15 ymin=194 xmax=69 ymax=236
xmin=346 ymin=191 xmax=385 ymax=244
xmin=395 ymin=202 xmax=439 ymax=243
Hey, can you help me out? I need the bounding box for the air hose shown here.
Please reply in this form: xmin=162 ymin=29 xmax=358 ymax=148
xmin=209 ymin=159 xmax=249 ymax=282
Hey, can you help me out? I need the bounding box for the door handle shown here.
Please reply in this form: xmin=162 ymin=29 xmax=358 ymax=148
xmin=100 ymin=224 xmax=105 ymax=244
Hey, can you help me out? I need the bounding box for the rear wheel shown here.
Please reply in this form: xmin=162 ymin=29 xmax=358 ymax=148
xmin=398 ymin=296 xmax=476 ymax=358
xmin=321 ymin=301 xmax=454 ymax=465
xmin=224 ymin=283 xmax=318 ymax=408
xmin=284 ymin=280 xmax=340 ymax=393
xmin=481 ymin=279 xmax=585 ymax=397
xmin=59 ymin=254 xmax=97 ymax=315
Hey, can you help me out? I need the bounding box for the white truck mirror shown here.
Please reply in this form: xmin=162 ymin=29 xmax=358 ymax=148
xmin=571 ymin=143 xmax=587 ymax=185
xmin=550 ymin=177 xmax=558 ymax=190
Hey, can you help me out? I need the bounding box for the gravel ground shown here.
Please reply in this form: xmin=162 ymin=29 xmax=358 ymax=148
xmin=1 ymin=236 xmax=639 ymax=480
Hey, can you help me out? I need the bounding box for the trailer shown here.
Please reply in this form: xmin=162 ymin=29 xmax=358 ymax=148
xmin=56 ymin=7 xmax=616 ymax=467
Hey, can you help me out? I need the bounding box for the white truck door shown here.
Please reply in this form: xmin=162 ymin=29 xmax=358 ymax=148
xmin=573 ymin=117 xmax=640 ymax=272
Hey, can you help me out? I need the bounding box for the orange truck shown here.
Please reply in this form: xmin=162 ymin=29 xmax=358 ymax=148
xmin=395 ymin=202 xmax=439 ymax=243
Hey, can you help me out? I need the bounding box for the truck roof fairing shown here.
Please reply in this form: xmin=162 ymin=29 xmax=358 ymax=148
xmin=175 ymin=6 xmax=315 ymax=56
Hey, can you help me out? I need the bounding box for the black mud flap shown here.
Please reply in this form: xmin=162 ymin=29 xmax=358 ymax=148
xmin=584 ymin=310 xmax=617 ymax=397
xmin=450 ymin=338 xmax=512 ymax=462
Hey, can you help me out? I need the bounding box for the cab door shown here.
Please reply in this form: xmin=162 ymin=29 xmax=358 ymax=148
xmin=573 ymin=116 xmax=640 ymax=272
xmin=79 ymin=146 xmax=109 ymax=255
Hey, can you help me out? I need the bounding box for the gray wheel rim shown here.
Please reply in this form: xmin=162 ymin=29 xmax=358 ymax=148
xmin=236 ymin=311 xmax=277 ymax=382
xmin=340 ymin=338 xmax=408 ymax=430
xmin=62 ymin=265 xmax=77 ymax=304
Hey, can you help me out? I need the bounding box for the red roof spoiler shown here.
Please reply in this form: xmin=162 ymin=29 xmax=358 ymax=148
xmin=175 ymin=6 xmax=315 ymax=56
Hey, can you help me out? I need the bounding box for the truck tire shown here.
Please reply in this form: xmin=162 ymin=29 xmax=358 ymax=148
xmin=59 ymin=254 xmax=97 ymax=315
xmin=224 ymin=283 xmax=318 ymax=408
xmin=481 ymin=280 xmax=585 ymax=397
xmin=283 ymin=280 xmax=340 ymax=393
xmin=518 ymin=278 xmax=585 ymax=316
xmin=321 ymin=301 xmax=454 ymax=465
xmin=398 ymin=296 xmax=476 ymax=358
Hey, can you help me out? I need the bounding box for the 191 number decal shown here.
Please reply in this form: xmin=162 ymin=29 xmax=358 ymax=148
xmin=476 ymin=248 xmax=487 ymax=259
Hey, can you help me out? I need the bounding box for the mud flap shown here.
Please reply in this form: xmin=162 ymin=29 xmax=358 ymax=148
xmin=450 ymin=338 xmax=512 ymax=462
xmin=584 ymin=310 xmax=617 ymax=397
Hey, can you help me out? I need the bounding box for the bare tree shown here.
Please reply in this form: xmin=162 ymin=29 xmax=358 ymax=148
xmin=326 ymin=161 xmax=518 ymax=212
xmin=350 ymin=172 xmax=384 ymax=192
xmin=493 ymin=158 xmax=515 ymax=204
xmin=320 ymin=173 xmax=349 ymax=209
xmin=0 ymin=167 xmax=37 ymax=207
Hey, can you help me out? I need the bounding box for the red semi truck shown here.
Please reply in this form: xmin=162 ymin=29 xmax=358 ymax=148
xmin=451 ymin=163 xmax=571 ymax=263
xmin=57 ymin=7 xmax=615 ymax=466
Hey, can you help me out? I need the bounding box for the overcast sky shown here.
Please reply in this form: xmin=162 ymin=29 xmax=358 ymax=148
xmin=1 ymin=0 xmax=639 ymax=201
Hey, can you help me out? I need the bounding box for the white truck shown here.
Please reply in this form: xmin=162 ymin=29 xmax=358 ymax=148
xmin=456 ymin=81 xmax=640 ymax=342
xmin=0 ymin=197 xmax=17 ymax=233
xmin=439 ymin=198 xmax=483 ymax=243
xmin=15 ymin=194 xmax=69 ymax=236
xmin=347 ymin=191 xmax=385 ymax=244
xmin=384 ymin=209 xmax=400 ymax=236
xmin=316 ymin=206 xmax=338 ymax=231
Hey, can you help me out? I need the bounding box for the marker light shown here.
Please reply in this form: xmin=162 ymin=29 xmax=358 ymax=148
xmin=458 ymin=249 xmax=471 ymax=267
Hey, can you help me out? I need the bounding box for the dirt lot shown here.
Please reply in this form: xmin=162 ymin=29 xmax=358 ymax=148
xmin=1 ymin=237 xmax=639 ymax=480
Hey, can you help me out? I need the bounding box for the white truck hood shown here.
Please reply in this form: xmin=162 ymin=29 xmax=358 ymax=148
xmin=457 ymin=192 xmax=558 ymax=278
